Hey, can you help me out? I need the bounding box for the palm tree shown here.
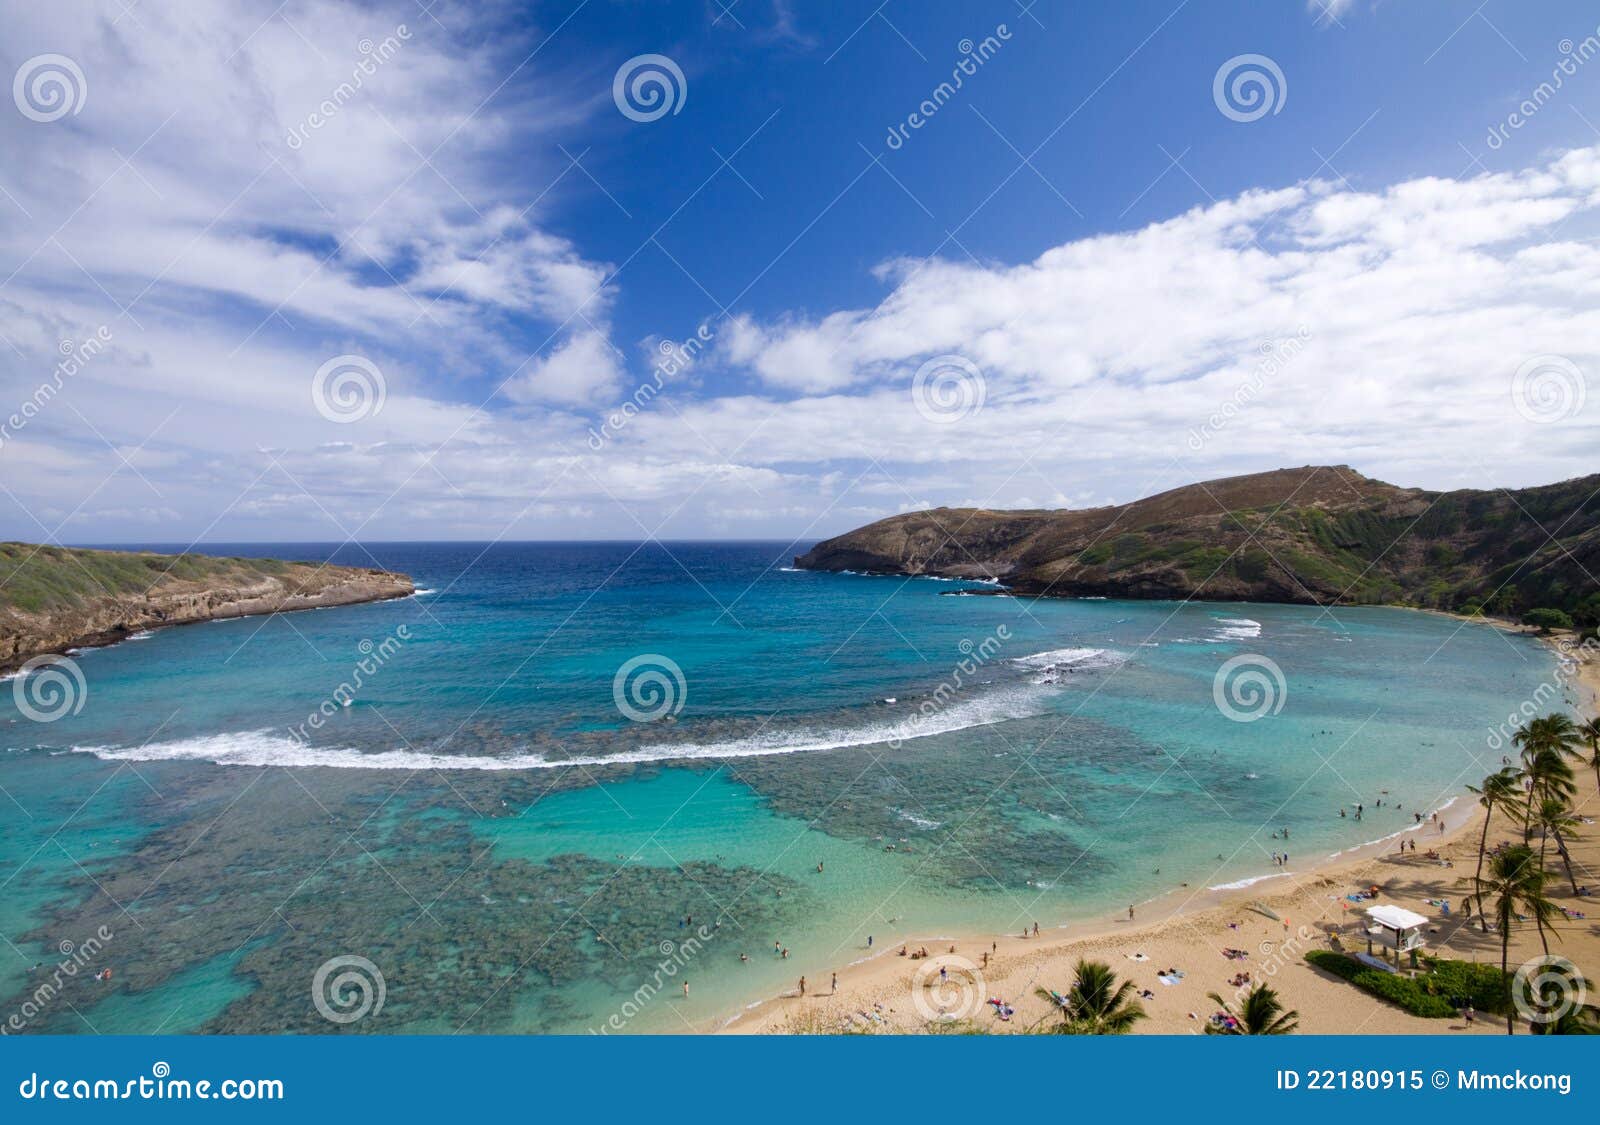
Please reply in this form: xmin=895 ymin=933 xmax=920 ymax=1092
xmin=1514 ymin=715 xmax=1579 ymax=845
xmin=1477 ymin=844 xmax=1559 ymax=1033
xmin=1468 ymin=768 xmax=1521 ymax=930
xmin=1035 ymin=959 xmax=1146 ymax=1034
xmin=1535 ymin=798 xmax=1583 ymax=895
xmin=1578 ymin=716 xmax=1600 ymax=793
xmin=1204 ymin=983 xmax=1299 ymax=1035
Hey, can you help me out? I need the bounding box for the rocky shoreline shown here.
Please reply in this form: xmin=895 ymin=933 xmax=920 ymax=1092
xmin=0 ymin=547 xmax=413 ymax=673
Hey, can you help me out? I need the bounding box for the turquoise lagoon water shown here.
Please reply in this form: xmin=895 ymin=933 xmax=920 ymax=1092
xmin=0 ymin=542 xmax=1569 ymax=1033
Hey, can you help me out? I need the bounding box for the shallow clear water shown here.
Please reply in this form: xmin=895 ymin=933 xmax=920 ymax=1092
xmin=0 ymin=542 xmax=1567 ymax=1032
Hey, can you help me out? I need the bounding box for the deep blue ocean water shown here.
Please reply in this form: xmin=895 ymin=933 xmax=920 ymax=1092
xmin=0 ymin=541 xmax=1569 ymax=1033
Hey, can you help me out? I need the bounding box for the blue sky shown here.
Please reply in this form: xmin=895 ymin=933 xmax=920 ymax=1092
xmin=1 ymin=0 xmax=1598 ymax=542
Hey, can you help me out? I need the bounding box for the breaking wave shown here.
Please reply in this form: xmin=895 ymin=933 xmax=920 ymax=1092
xmin=66 ymin=686 xmax=1053 ymax=772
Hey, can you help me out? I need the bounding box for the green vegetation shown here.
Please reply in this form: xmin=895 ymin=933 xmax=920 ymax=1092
xmin=0 ymin=542 xmax=292 ymax=615
xmin=1204 ymin=983 xmax=1299 ymax=1034
xmin=1303 ymin=952 xmax=1502 ymax=1019
xmin=1523 ymin=608 xmax=1575 ymax=633
xmin=1034 ymin=959 xmax=1146 ymax=1034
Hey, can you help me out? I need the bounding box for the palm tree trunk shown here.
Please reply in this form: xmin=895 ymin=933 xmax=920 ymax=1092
xmin=1552 ymin=827 xmax=1580 ymax=894
xmin=1473 ymin=801 xmax=1493 ymax=931
xmin=1502 ymin=928 xmax=1514 ymax=1035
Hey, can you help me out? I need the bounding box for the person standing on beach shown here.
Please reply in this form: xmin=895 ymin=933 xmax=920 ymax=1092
xmin=867 ymin=935 xmax=873 ymax=948
xmin=831 ymin=972 xmax=837 ymax=993
xmin=799 ymin=976 xmax=806 ymax=996
xmin=1128 ymin=905 xmax=1135 ymax=921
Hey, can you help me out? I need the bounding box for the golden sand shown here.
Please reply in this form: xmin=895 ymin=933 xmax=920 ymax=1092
xmin=720 ymin=626 xmax=1599 ymax=1035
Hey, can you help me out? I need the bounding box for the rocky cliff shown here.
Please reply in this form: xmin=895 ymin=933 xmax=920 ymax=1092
xmin=0 ymin=544 xmax=414 ymax=671
xmin=795 ymin=465 xmax=1600 ymax=618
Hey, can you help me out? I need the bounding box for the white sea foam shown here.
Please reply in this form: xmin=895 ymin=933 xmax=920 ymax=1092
xmin=69 ymin=686 xmax=1050 ymax=772
xmin=1211 ymin=617 xmax=1262 ymax=640
xmin=410 ymin=588 xmax=438 ymax=597
xmin=895 ymin=809 xmax=942 ymax=830
xmin=1013 ymin=647 xmax=1116 ymax=668
xmin=1012 ymin=647 xmax=1125 ymax=683
xmin=1208 ymin=871 xmax=1294 ymax=891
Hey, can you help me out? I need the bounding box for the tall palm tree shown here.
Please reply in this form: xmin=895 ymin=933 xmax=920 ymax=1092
xmin=1578 ymin=716 xmax=1600 ymax=793
xmin=1477 ymin=844 xmax=1559 ymax=1033
xmin=1514 ymin=715 xmax=1579 ymax=845
xmin=1468 ymin=768 xmax=1521 ymax=930
xmin=1035 ymin=959 xmax=1146 ymax=1035
xmin=1204 ymin=983 xmax=1299 ymax=1035
xmin=1536 ymin=798 xmax=1583 ymax=895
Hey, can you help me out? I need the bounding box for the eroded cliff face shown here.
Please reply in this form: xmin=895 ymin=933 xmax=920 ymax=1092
xmin=0 ymin=557 xmax=413 ymax=671
xmin=796 ymin=465 xmax=1600 ymax=614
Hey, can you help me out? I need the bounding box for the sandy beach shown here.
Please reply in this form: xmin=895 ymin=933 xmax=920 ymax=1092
xmin=721 ymin=627 xmax=1600 ymax=1035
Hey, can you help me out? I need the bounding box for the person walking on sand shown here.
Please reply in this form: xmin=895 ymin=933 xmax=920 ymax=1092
xmin=799 ymin=976 xmax=806 ymax=996
xmin=831 ymin=972 xmax=837 ymax=993
xmin=1463 ymin=1003 xmax=1475 ymax=1027
xmin=1128 ymin=905 xmax=1135 ymax=921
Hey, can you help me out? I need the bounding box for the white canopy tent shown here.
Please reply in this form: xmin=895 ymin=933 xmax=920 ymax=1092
xmin=1366 ymin=904 xmax=1429 ymax=953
